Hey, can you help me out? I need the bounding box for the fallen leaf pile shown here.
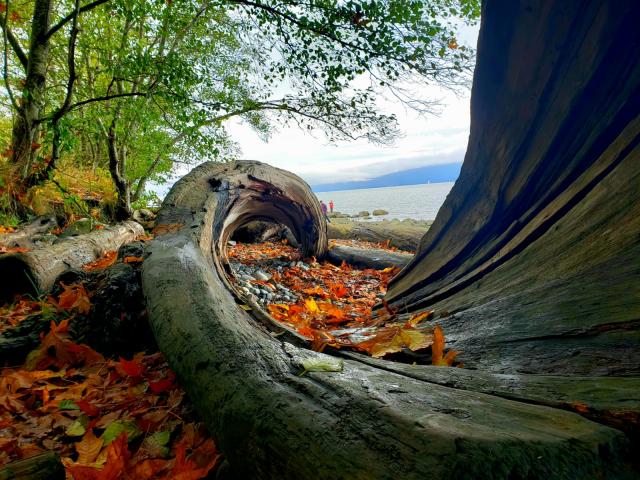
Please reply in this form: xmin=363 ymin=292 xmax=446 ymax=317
xmin=229 ymin=240 xmax=458 ymax=363
xmin=0 ymin=320 xmax=221 ymax=479
xmin=0 ymin=282 xmax=91 ymax=333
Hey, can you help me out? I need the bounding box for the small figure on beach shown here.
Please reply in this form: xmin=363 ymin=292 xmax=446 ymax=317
xmin=320 ymin=200 xmax=331 ymax=222
xmin=329 ymin=200 xmax=334 ymax=213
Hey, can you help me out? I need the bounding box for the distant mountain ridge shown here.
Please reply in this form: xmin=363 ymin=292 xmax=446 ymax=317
xmin=311 ymin=162 xmax=462 ymax=192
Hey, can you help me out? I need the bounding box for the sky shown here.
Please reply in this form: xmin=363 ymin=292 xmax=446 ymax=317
xmin=224 ymin=24 xmax=480 ymax=186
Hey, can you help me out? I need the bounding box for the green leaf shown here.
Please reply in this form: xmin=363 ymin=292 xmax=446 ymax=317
xmin=102 ymin=420 xmax=142 ymax=445
xmin=59 ymin=399 xmax=80 ymax=410
xmin=65 ymin=420 xmax=86 ymax=437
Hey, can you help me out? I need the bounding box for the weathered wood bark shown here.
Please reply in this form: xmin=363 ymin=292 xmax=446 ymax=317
xmin=0 ymin=221 xmax=143 ymax=299
xmin=380 ymin=0 xmax=640 ymax=438
xmin=143 ymin=160 xmax=633 ymax=479
xmin=0 ymin=216 xmax=56 ymax=248
xmin=0 ymin=452 xmax=64 ymax=480
xmin=327 ymin=245 xmax=412 ymax=269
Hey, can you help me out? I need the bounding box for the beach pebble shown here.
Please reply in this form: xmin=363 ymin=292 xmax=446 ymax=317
xmin=253 ymin=270 xmax=272 ymax=281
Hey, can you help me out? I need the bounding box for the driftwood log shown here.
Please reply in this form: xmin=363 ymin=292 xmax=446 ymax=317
xmin=0 ymin=216 xmax=56 ymax=249
xmin=327 ymin=219 xmax=426 ymax=251
xmin=0 ymin=221 xmax=143 ymax=300
xmin=327 ymin=245 xmax=412 ymax=269
xmin=382 ymin=0 xmax=640 ymax=407
xmin=143 ymin=162 xmax=634 ymax=477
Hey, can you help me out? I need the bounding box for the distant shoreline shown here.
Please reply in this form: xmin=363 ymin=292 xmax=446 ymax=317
xmin=311 ymin=162 xmax=461 ymax=192
xmin=312 ymin=180 xmax=453 ymax=193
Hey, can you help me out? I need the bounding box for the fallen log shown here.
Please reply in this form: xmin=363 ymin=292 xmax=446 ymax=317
xmin=327 ymin=218 xmax=425 ymax=251
xmin=327 ymin=245 xmax=412 ymax=269
xmin=0 ymin=221 xmax=143 ymax=300
xmin=0 ymin=216 xmax=56 ymax=249
xmin=143 ymin=160 xmax=631 ymax=479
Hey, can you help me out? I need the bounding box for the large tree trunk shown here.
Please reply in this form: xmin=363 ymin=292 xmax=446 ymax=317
xmin=0 ymin=221 xmax=143 ymax=300
xmin=143 ymin=160 xmax=634 ymax=479
xmin=11 ymin=0 xmax=53 ymax=182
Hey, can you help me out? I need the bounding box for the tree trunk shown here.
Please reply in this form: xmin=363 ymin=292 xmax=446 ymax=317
xmin=384 ymin=0 xmax=640 ymax=380
xmin=11 ymin=0 xmax=53 ymax=182
xmin=142 ymin=161 xmax=633 ymax=479
xmin=106 ymin=120 xmax=132 ymax=220
xmin=0 ymin=220 xmax=143 ymax=300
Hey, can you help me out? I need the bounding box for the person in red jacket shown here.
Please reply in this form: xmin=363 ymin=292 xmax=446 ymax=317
xmin=329 ymin=200 xmax=334 ymax=213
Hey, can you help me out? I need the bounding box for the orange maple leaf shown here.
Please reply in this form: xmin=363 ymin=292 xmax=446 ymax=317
xmin=432 ymin=325 xmax=458 ymax=366
xmin=68 ymin=433 xmax=129 ymax=480
xmin=82 ymin=251 xmax=117 ymax=272
xmin=0 ymin=245 xmax=29 ymax=254
xmin=25 ymin=324 xmax=103 ymax=370
xmin=57 ymin=282 xmax=92 ymax=314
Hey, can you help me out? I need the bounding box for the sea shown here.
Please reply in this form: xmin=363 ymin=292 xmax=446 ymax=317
xmin=315 ymin=182 xmax=454 ymax=222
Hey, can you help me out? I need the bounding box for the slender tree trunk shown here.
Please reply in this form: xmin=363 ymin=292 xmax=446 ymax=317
xmin=106 ymin=120 xmax=131 ymax=220
xmin=11 ymin=0 xmax=52 ymax=180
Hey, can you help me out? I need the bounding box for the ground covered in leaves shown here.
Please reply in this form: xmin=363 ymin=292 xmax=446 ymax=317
xmin=228 ymin=239 xmax=458 ymax=364
xmin=0 ymin=246 xmax=220 ymax=479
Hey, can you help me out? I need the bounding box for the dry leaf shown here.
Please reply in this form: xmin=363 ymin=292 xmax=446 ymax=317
xmin=82 ymin=251 xmax=117 ymax=272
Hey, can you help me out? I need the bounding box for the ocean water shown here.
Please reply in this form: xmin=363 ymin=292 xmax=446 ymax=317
xmin=315 ymin=182 xmax=454 ymax=221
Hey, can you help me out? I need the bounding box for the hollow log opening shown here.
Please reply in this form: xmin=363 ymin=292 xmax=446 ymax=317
xmin=142 ymin=2 xmax=640 ymax=478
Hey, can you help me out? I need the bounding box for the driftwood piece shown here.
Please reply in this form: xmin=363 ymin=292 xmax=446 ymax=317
xmin=383 ymin=0 xmax=640 ymax=391
xmin=143 ymin=160 xmax=632 ymax=479
xmin=327 ymin=245 xmax=412 ymax=269
xmin=0 ymin=217 xmax=56 ymax=248
xmin=0 ymin=452 xmax=64 ymax=480
xmin=0 ymin=221 xmax=143 ymax=300
xmin=327 ymin=219 xmax=425 ymax=251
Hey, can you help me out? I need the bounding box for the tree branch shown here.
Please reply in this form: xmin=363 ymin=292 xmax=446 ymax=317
xmin=51 ymin=0 xmax=80 ymax=123
xmin=1 ymin=0 xmax=21 ymax=112
xmin=45 ymin=0 xmax=110 ymax=41
xmin=36 ymin=92 xmax=147 ymax=122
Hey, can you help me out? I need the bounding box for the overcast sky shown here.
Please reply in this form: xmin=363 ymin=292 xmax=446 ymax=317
xmin=226 ymin=24 xmax=480 ymax=186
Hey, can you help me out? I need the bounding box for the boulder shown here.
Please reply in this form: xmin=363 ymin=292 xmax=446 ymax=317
xmin=372 ymin=209 xmax=388 ymax=216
